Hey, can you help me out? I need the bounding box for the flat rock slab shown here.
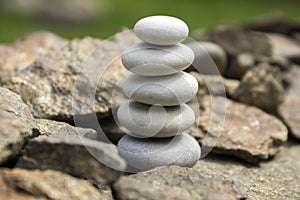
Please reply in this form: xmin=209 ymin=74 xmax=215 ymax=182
xmin=279 ymin=66 xmax=300 ymax=139
xmin=4 ymin=31 xmax=139 ymax=121
xmin=197 ymin=95 xmax=288 ymax=163
xmin=113 ymin=165 xmax=247 ymax=200
xmin=17 ymin=134 xmax=126 ymax=186
xmin=197 ymin=143 xmax=300 ymax=200
xmin=0 ymin=31 xmax=67 ymax=83
xmin=0 ymin=168 xmax=111 ymax=200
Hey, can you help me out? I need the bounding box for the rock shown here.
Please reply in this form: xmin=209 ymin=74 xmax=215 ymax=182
xmin=207 ymin=25 xmax=272 ymax=57
xmin=100 ymin=116 xmax=126 ymax=143
xmin=17 ymin=134 xmax=126 ymax=186
xmin=267 ymin=33 xmax=300 ymax=63
xmin=187 ymin=41 xmax=227 ymax=75
xmin=233 ymin=63 xmax=284 ymax=113
xmin=113 ymin=165 xmax=247 ymax=200
xmin=196 ymin=143 xmax=300 ymax=200
xmin=122 ymin=72 xmax=198 ymax=106
xmin=0 ymin=112 xmax=31 ymax=165
xmin=0 ymin=168 xmax=111 ymax=200
xmin=227 ymin=53 xmax=256 ymax=79
xmin=244 ymin=12 xmax=300 ymax=35
xmin=4 ymin=31 xmax=139 ymax=121
xmin=197 ymin=95 xmax=288 ymax=163
xmin=117 ymin=133 xmax=201 ymax=172
xmin=134 ymin=16 xmax=189 ymax=45
xmin=279 ymin=66 xmax=300 ymax=139
xmin=0 ymin=31 xmax=67 ymax=83
xmin=122 ymin=42 xmax=194 ymax=76
xmin=117 ymin=101 xmax=195 ymax=138
xmin=189 ymin=72 xmax=239 ymax=98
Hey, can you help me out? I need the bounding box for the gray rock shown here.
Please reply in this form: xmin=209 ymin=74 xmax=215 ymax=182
xmin=122 ymin=42 xmax=194 ymax=76
xmin=187 ymin=41 xmax=227 ymax=75
xmin=113 ymin=165 xmax=247 ymax=200
xmin=117 ymin=133 xmax=201 ymax=172
xmin=17 ymin=134 xmax=126 ymax=186
xmin=134 ymin=16 xmax=189 ymax=45
xmin=0 ymin=168 xmax=111 ymax=200
xmin=4 ymin=31 xmax=139 ymax=121
xmin=227 ymin=53 xmax=256 ymax=79
xmin=0 ymin=31 xmax=67 ymax=84
xmin=197 ymin=95 xmax=288 ymax=163
xmin=122 ymin=72 xmax=198 ymax=106
xmin=117 ymin=101 xmax=195 ymax=138
xmin=233 ymin=63 xmax=285 ymax=113
xmin=279 ymin=66 xmax=300 ymax=139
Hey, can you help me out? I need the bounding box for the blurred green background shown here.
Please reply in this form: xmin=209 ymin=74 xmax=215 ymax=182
xmin=0 ymin=0 xmax=300 ymax=43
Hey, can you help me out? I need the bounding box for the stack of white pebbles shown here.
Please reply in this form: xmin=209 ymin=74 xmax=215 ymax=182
xmin=117 ymin=16 xmax=201 ymax=171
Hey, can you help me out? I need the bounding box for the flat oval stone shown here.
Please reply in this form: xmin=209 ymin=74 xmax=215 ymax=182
xmin=117 ymin=101 xmax=195 ymax=138
xmin=134 ymin=16 xmax=189 ymax=45
xmin=123 ymin=72 xmax=198 ymax=106
xmin=117 ymin=133 xmax=201 ymax=172
xmin=122 ymin=42 xmax=194 ymax=76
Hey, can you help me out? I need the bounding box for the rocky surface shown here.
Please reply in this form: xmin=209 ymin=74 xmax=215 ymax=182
xmin=4 ymin=31 xmax=138 ymax=121
xmin=17 ymin=134 xmax=126 ymax=186
xmin=279 ymin=66 xmax=300 ymax=139
xmin=113 ymin=165 xmax=247 ymax=200
xmin=233 ymin=63 xmax=285 ymax=113
xmin=196 ymin=95 xmax=288 ymax=163
xmin=0 ymin=31 xmax=67 ymax=83
xmin=0 ymin=168 xmax=111 ymax=200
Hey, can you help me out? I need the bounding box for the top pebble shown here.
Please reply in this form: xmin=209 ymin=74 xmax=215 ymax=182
xmin=134 ymin=16 xmax=189 ymax=45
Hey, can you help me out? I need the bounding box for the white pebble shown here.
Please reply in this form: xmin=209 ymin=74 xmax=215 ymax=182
xmin=122 ymin=42 xmax=194 ymax=76
xmin=134 ymin=16 xmax=189 ymax=45
xmin=117 ymin=101 xmax=195 ymax=138
xmin=122 ymin=72 xmax=198 ymax=106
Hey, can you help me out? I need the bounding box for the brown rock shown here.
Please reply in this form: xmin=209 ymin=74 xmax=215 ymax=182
xmin=0 ymin=168 xmax=111 ymax=200
xmin=17 ymin=134 xmax=126 ymax=186
xmin=113 ymin=165 xmax=247 ymax=200
xmin=279 ymin=66 xmax=300 ymax=139
xmin=227 ymin=53 xmax=256 ymax=79
xmin=233 ymin=63 xmax=285 ymax=113
xmin=4 ymin=31 xmax=138 ymax=121
xmin=197 ymin=95 xmax=288 ymax=163
xmin=0 ymin=31 xmax=67 ymax=83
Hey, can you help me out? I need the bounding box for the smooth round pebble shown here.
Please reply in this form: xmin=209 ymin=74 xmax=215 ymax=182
xmin=117 ymin=133 xmax=201 ymax=172
xmin=123 ymin=72 xmax=198 ymax=106
xmin=134 ymin=15 xmax=189 ymax=45
xmin=117 ymin=101 xmax=195 ymax=138
xmin=122 ymin=42 xmax=194 ymax=76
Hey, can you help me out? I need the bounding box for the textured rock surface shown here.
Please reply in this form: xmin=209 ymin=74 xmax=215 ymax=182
xmin=233 ymin=63 xmax=285 ymax=113
xmin=118 ymin=133 xmax=201 ymax=172
xmin=279 ymin=66 xmax=300 ymax=139
xmin=0 ymin=31 xmax=67 ymax=83
xmin=4 ymin=31 xmax=138 ymax=121
xmin=0 ymin=168 xmax=111 ymax=200
xmin=17 ymin=134 xmax=126 ymax=185
xmin=197 ymin=95 xmax=288 ymax=163
xmin=113 ymin=165 xmax=247 ymax=200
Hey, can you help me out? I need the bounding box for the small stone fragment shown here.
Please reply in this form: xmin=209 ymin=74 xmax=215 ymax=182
xmin=197 ymin=95 xmax=288 ymax=163
xmin=113 ymin=165 xmax=247 ymax=200
xmin=0 ymin=168 xmax=111 ymax=200
xmin=17 ymin=135 xmax=126 ymax=186
xmin=117 ymin=133 xmax=200 ymax=172
xmin=134 ymin=16 xmax=189 ymax=45
xmin=233 ymin=63 xmax=284 ymax=113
